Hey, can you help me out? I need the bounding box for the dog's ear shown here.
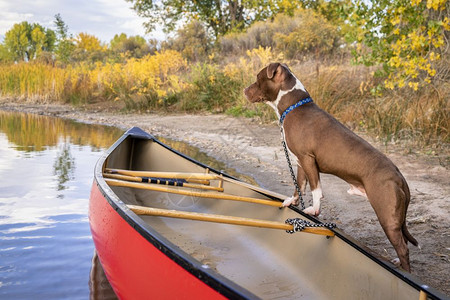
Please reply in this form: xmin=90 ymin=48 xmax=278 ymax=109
xmin=267 ymin=63 xmax=280 ymax=79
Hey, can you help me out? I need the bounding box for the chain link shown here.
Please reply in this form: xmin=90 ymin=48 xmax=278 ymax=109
xmin=285 ymin=218 xmax=336 ymax=234
xmin=280 ymin=127 xmax=306 ymax=210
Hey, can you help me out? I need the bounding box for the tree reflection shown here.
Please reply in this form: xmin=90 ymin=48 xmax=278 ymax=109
xmin=0 ymin=111 xmax=123 ymax=151
xmin=53 ymin=141 xmax=75 ymax=197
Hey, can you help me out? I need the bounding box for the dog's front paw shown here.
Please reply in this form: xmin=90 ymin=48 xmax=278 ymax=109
xmin=282 ymin=195 xmax=299 ymax=207
xmin=303 ymin=206 xmax=320 ymax=216
xmin=391 ymin=258 xmax=401 ymax=268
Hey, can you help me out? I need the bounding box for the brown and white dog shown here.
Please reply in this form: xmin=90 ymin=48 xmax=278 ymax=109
xmin=244 ymin=62 xmax=418 ymax=272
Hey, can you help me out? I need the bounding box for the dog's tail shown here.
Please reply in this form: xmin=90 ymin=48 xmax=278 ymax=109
xmin=402 ymin=223 xmax=418 ymax=247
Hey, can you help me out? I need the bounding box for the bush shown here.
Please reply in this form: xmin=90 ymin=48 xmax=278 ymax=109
xmin=274 ymin=9 xmax=342 ymax=59
xmin=178 ymin=63 xmax=243 ymax=112
xmin=219 ymin=9 xmax=343 ymax=60
xmin=162 ymin=21 xmax=211 ymax=62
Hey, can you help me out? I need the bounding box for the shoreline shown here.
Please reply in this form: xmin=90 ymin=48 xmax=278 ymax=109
xmin=1 ymin=101 xmax=449 ymax=296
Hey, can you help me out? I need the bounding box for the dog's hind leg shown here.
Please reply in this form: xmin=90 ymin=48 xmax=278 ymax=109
xmin=382 ymin=223 xmax=411 ymax=272
xmin=367 ymin=181 xmax=412 ymax=272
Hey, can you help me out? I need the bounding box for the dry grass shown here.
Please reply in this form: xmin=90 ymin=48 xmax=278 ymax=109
xmin=0 ymin=50 xmax=447 ymax=149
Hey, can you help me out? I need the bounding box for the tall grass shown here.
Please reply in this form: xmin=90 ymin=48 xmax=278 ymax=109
xmin=0 ymin=50 xmax=187 ymax=106
xmin=0 ymin=63 xmax=67 ymax=101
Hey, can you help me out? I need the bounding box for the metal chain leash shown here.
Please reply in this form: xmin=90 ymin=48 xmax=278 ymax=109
xmin=280 ymin=126 xmax=306 ymax=210
xmin=285 ymin=218 xmax=336 ymax=234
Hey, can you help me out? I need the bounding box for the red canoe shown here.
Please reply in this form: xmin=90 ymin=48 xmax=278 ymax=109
xmin=89 ymin=127 xmax=445 ymax=299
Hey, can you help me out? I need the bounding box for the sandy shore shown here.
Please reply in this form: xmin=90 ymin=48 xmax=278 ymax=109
xmin=1 ymin=101 xmax=449 ymax=296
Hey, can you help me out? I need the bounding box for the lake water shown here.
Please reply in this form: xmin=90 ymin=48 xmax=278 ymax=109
xmin=0 ymin=111 xmax=123 ymax=299
xmin=0 ymin=110 xmax=252 ymax=299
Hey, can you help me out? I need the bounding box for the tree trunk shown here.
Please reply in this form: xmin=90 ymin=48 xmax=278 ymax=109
xmin=228 ymin=0 xmax=244 ymax=30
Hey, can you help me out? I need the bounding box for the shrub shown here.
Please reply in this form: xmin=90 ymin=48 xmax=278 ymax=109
xmin=274 ymin=9 xmax=342 ymax=59
xmin=162 ymin=21 xmax=211 ymax=62
xmin=178 ymin=63 xmax=242 ymax=112
xmin=100 ymin=50 xmax=187 ymax=109
xmin=219 ymin=9 xmax=343 ymax=60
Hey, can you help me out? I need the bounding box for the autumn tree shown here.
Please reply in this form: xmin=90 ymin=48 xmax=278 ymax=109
xmin=74 ymin=33 xmax=104 ymax=53
xmin=71 ymin=32 xmax=106 ymax=62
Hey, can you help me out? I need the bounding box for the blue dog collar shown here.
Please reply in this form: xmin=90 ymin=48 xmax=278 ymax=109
xmin=279 ymin=97 xmax=313 ymax=124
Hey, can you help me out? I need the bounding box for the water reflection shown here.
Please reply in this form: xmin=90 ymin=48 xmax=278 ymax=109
xmin=0 ymin=111 xmax=123 ymax=151
xmin=54 ymin=142 xmax=75 ymax=195
xmin=89 ymin=251 xmax=117 ymax=300
xmin=0 ymin=111 xmax=123 ymax=299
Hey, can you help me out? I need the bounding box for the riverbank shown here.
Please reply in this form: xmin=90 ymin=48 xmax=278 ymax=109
xmin=1 ymin=101 xmax=449 ymax=296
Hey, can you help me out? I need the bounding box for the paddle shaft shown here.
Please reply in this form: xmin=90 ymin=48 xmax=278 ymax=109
xmin=103 ymin=173 xmax=224 ymax=192
xmin=127 ymin=205 xmax=335 ymax=236
xmin=106 ymin=168 xmax=218 ymax=181
xmin=106 ymin=178 xmax=283 ymax=208
xmin=419 ymin=291 xmax=428 ymax=300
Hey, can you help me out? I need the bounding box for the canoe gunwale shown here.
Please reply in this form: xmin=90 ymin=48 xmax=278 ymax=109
xmin=92 ymin=127 xmax=446 ymax=300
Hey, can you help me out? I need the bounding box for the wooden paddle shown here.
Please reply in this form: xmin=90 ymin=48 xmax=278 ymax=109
xmin=419 ymin=291 xmax=428 ymax=300
xmin=105 ymin=178 xmax=283 ymax=207
xmin=106 ymin=168 xmax=217 ymax=181
xmin=127 ymin=204 xmax=335 ymax=237
xmin=103 ymin=173 xmax=224 ymax=192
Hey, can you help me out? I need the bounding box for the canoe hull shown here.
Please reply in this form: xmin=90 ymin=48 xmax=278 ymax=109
xmin=89 ymin=182 xmax=226 ymax=299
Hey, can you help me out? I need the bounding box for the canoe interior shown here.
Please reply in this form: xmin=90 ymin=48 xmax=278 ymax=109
xmin=102 ymin=132 xmax=424 ymax=300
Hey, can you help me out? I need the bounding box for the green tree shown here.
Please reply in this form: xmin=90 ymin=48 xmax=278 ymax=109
xmin=126 ymin=0 xmax=304 ymax=38
xmin=110 ymin=33 xmax=153 ymax=58
xmin=30 ymin=24 xmax=56 ymax=58
xmin=346 ymin=0 xmax=449 ymax=91
xmin=4 ymin=22 xmax=29 ymax=61
xmin=54 ymin=13 xmax=75 ymax=63
xmin=0 ymin=44 xmax=14 ymax=63
xmin=3 ymin=21 xmax=55 ymax=61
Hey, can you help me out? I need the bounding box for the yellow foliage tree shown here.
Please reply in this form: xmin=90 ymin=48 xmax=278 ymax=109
xmin=348 ymin=0 xmax=449 ymax=91
xmin=74 ymin=33 xmax=105 ymax=52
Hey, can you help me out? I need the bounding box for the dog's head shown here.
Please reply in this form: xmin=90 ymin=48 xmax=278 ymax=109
xmin=244 ymin=62 xmax=297 ymax=103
